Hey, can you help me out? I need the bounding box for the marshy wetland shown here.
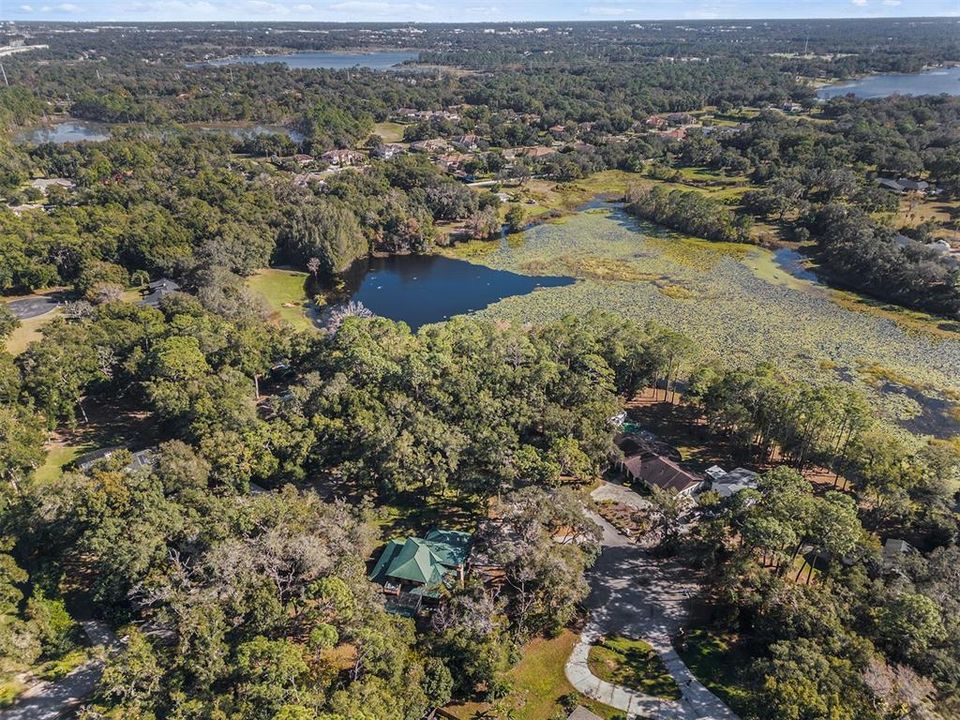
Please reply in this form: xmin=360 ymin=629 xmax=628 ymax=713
xmin=446 ymin=204 xmax=960 ymax=438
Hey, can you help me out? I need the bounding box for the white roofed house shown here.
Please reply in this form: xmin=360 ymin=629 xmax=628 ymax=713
xmin=371 ymin=143 xmax=405 ymax=160
xmin=706 ymin=465 xmax=759 ymax=499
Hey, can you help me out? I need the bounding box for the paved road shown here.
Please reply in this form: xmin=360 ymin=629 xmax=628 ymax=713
xmin=0 ymin=621 xmax=119 ymax=720
xmin=565 ymin=481 xmax=739 ymax=720
xmin=5 ymin=296 xmax=60 ymax=320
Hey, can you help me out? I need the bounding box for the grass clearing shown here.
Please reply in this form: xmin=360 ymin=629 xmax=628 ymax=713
xmin=5 ymin=311 xmax=58 ymax=356
xmin=443 ymin=630 xmax=622 ymax=720
xmin=371 ymin=121 xmax=407 ymax=143
xmin=32 ymin=441 xmax=94 ymax=485
xmin=587 ymin=635 xmax=680 ymax=700
xmin=373 ymin=491 xmax=485 ymax=538
xmin=246 ymin=268 xmax=317 ymax=332
xmin=676 ymin=629 xmax=755 ymax=715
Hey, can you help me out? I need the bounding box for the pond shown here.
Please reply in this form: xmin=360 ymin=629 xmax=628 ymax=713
xmin=341 ymin=254 xmax=574 ymax=331
xmin=205 ymin=50 xmax=418 ymax=70
xmin=15 ymin=120 xmax=112 ymax=144
xmin=15 ymin=120 xmax=305 ymax=146
xmin=195 ymin=124 xmax=305 ymax=143
xmin=446 ymin=204 xmax=960 ymax=438
xmin=817 ymin=66 xmax=960 ymax=99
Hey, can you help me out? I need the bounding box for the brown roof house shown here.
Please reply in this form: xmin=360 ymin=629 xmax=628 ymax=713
xmin=617 ymin=437 xmax=704 ymax=496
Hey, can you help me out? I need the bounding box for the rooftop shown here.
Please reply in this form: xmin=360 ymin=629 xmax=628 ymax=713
xmin=369 ymin=528 xmax=472 ymax=596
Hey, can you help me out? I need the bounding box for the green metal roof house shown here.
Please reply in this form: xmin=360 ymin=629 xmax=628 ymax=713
xmin=369 ymin=529 xmax=472 ymax=606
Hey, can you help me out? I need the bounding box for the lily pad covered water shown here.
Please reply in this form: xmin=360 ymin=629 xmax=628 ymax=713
xmin=451 ymin=205 xmax=960 ymax=437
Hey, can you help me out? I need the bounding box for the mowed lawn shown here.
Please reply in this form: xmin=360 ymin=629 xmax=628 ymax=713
xmin=587 ymin=635 xmax=680 ymax=700
xmin=32 ymin=442 xmax=94 ymax=485
xmin=443 ymin=630 xmax=621 ymax=720
xmin=371 ymin=121 xmax=407 ymax=143
xmin=5 ymin=311 xmax=58 ymax=356
xmin=246 ymin=268 xmax=317 ymax=332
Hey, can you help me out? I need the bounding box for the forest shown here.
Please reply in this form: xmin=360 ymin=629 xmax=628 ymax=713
xmin=0 ymin=17 xmax=959 ymax=720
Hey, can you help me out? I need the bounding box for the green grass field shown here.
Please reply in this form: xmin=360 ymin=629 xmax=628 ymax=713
xmin=587 ymin=636 xmax=680 ymax=700
xmin=371 ymin=121 xmax=406 ymax=144
xmin=246 ymin=268 xmax=317 ymax=332
xmin=444 ymin=630 xmax=622 ymax=720
xmin=32 ymin=442 xmax=93 ymax=485
xmin=5 ymin=311 xmax=57 ymax=356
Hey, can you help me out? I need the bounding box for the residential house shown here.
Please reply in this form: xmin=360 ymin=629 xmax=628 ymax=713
xmin=706 ymin=466 xmax=759 ymax=499
xmin=436 ymin=152 xmax=473 ymax=172
xmin=29 ymin=178 xmax=74 ymax=193
xmin=663 ymin=128 xmax=687 ymax=141
xmin=616 ymin=437 xmax=703 ymax=496
xmin=882 ymin=538 xmax=916 ymax=570
xmin=409 ymin=138 xmax=449 ymax=155
xmin=141 ymin=278 xmax=180 ymax=307
xmin=876 ymin=177 xmax=931 ymax=195
xmin=898 ymin=178 xmax=929 ymax=192
xmin=369 ymin=529 xmax=472 ymax=613
xmin=452 ymin=133 xmax=480 ymax=151
xmin=548 ymin=124 xmax=567 ymax=137
xmin=517 ymin=145 xmax=558 ymax=159
xmin=77 ymin=447 xmax=156 ymax=473
xmin=292 ymin=153 xmax=314 ymax=166
xmin=292 ymin=172 xmax=327 ymax=188
xmin=667 ymin=112 xmax=696 ymax=126
xmin=371 ymin=143 xmax=405 ymax=159
xmin=321 ymin=149 xmax=365 ymax=167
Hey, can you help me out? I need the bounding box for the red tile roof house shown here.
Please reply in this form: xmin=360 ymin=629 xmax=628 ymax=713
xmin=645 ymin=115 xmax=668 ymax=129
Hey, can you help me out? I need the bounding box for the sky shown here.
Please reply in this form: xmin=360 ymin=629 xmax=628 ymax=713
xmin=3 ymin=0 xmax=960 ymax=23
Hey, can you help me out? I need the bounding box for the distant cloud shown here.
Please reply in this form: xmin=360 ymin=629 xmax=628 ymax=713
xmin=327 ymin=0 xmax=433 ymax=12
xmin=881 ymin=0 xmax=901 ymax=4
xmin=128 ymin=0 xmax=218 ymax=15
xmin=19 ymin=3 xmax=34 ymax=9
xmin=54 ymin=2 xmax=80 ymax=9
xmin=585 ymin=5 xmax=637 ymax=15
xmin=851 ymin=0 xmax=868 ymax=5
xmin=293 ymin=2 xmax=314 ymax=8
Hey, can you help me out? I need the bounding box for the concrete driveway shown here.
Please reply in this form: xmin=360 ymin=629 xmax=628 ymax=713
xmin=0 ymin=621 xmax=119 ymax=720
xmin=5 ymin=296 xmax=60 ymax=320
xmin=565 ymin=482 xmax=739 ymax=720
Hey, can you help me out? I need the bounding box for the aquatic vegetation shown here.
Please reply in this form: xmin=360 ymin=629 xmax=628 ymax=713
xmin=458 ymin=205 xmax=960 ymax=437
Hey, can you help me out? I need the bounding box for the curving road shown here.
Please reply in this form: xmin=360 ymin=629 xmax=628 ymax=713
xmin=565 ymin=482 xmax=739 ymax=720
xmin=4 ymin=296 xmax=60 ymax=320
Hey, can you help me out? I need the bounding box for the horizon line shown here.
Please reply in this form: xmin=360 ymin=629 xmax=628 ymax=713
xmin=3 ymin=15 xmax=960 ymax=23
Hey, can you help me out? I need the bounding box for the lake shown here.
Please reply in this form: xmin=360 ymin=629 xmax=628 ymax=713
xmin=195 ymin=124 xmax=305 ymax=143
xmin=342 ymin=254 xmax=574 ymax=331
xmin=205 ymin=50 xmax=418 ymax=70
xmin=15 ymin=120 xmax=304 ymax=145
xmin=15 ymin=120 xmax=112 ymax=144
xmin=817 ymin=66 xmax=960 ymax=99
